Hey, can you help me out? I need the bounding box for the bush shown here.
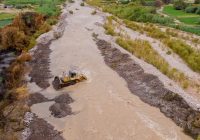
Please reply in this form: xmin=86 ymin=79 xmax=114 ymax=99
xmin=15 ymin=4 xmax=27 ymax=9
xmin=17 ymin=52 xmax=32 ymax=63
xmin=46 ymin=17 xmax=58 ymax=25
xmin=80 ymin=2 xmax=85 ymax=6
xmin=185 ymin=6 xmax=197 ymax=13
xmin=119 ymin=0 xmax=130 ymax=4
xmin=173 ymin=0 xmax=187 ymax=10
xmin=91 ymin=10 xmax=97 ymax=15
xmin=155 ymin=0 xmax=163 ymax=7
xmin=196 ymin=7 xmax=200 ymax=14
xmin=1 ymin=26 xmax=29 ymax=51
xmin=36 ymin=4 xmax=61 ymax=17
xmin=195 ymin=0 xmax=200 ymax=4
xmin=12 ymin=12 xmax=44 ymax=35
xmin=69 ymin=10 xmax=73 ymax=14
xmin=33 ymin=22 xmax=51 ymax=38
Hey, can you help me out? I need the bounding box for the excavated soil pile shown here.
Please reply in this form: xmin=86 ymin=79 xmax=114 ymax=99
xmin=27 ymin=93 xmax=73 ymax=139
xmin=96 ymin=39 xmax=200 ymax=138
xmin=26 ymin=114 xmax=64 ymax=140
xmin=49 ymin=93 xmax=74 ymax=118
xmin=28 ymin=93 xmax=51 ymax=106
xmin=29 ymin=44 xmax=52 ymax=89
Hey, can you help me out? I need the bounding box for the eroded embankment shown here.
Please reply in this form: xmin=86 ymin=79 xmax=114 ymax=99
xmin=25 ymin=11 xmax=71 ymax=140
xmin=95 ymin=38 xmax=200 ymax=138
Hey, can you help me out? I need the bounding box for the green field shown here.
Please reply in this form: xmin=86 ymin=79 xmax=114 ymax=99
xmin=4 ymin=0 xmax=64 ymax=5
xmin=0 ymin=13 xmax=15 ymax=28
xmin=163 ymin=5 xmax=200 ymax=25
xmin=0 ymin=19 xmax=13 ymax=27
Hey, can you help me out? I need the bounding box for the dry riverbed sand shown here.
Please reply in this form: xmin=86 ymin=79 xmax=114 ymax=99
xmin=26 ymin=0 xmax=200 ymax=139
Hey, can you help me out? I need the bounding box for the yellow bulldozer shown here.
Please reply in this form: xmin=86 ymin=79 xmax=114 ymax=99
xmin=52 ymin=70 xmax=87 ymax=90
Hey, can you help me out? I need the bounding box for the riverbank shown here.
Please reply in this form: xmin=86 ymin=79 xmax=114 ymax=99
xmin=27 ymin=0 xmax=196 ymax=139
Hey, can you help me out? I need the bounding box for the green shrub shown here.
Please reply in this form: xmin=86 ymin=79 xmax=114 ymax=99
xmin=196 ymin=7 xmax=200 ymax=15
xmin=119 ymin=0 xmax=130 ymax=4
xmin=102 ymin=4 xmax=173 ymax=25
xmin=185 ymin=6 xmax=197 ymax=13
xmin=91 ymin=10 xmax=97 ymax=15
xmin=15 ymin=4 xmax=27 ymax=9
xmin=195 ymin=0 xmax=200 ymax=4
xmin=36 ymin=4 xmax=61 ymax=17
xmin=143 ymin=1 xmax=155 ymax=6
xmin=173 ymin=0 xmax=187 ymax=10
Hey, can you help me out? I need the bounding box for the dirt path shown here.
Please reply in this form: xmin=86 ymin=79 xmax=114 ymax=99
xmin=27 ymin=1 xmax=195 ymax=140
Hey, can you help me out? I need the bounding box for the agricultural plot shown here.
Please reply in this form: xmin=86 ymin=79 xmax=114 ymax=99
xmin=4 ymin=0 xmax=64 ymax=5
xmin=0 ymin=13 xmax=15 ymax=27
xmin=163 ymin=5 xmax=200 ymax=25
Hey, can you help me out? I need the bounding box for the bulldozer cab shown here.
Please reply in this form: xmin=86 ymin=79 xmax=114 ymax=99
xmin=69 ymin=70 xmax=77 ymax=78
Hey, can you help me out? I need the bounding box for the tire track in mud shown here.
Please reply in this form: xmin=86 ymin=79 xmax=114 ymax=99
xmin=95 ymin=38 xmax=200 ymax=138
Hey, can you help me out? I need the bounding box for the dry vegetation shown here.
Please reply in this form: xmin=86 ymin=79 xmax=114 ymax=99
xmin=0 ymin=12 xmax=51 ymax=51
xmin=116 ymin=37 xmax=189 ymax=89
xmin=0 ymin=11 xmax=52 ymax=140
xmin=0 ymin=53 xmax=31 ymax=140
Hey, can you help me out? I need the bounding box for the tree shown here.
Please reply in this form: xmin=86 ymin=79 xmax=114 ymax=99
xmin=155 ymin=0 xmax=163 ymax=7
xmin=194 ymin=0 xmax=200 ymax=4
xmin=173 ymin=0 xmax=187 ymax=10
xmin=162 ymin=0 xmax=171 ymax=4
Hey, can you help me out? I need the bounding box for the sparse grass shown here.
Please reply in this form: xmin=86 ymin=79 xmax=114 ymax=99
xmin=103 ymin=17 xmax=117 ymax=36
xmin=124 ymin=20 xmax=200 ymax=73
xmin=116 ymin=37 xmax=189 ymax=89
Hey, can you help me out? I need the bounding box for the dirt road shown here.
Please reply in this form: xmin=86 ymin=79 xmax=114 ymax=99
xmin=28 ymin=1 xmax=194 ymax=140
